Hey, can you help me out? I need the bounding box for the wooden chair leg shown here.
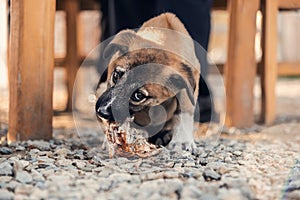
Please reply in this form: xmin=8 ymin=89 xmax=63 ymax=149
xmin=65 ymin=0 xmax=79 ymax=111
xmin=261 ymin=0 xmax=278 ymax=124
xmin=224 ymin=0 xmax=260 ymax=128
xmin=8 ymin=0 xmax=55 ymax=141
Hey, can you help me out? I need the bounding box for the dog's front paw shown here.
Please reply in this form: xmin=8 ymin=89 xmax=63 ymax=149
xmin=168 ymin=140 xmax=196 ymax=153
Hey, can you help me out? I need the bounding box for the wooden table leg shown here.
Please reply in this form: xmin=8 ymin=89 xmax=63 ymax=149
xmin=224 ymin=0 xmax=260 ymax=128
xmin=8 ymin=0 xmax=55 ymax=141
xmin=65 ymin=0 xmax=79 ymax=111
xmin=260 ymin=0 xmax=278 ymax=124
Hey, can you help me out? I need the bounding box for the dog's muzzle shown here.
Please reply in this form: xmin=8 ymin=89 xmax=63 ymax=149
xmin=95 ymin=90 xmax=115 ymax=122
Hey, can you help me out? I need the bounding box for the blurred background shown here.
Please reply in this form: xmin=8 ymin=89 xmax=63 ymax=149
xmin=0 ymin=1 xmax=300 ymax=130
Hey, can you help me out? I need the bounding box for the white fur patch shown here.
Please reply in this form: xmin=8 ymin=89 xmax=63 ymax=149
xmin=172 ymin=112 xmax=194 ymax=144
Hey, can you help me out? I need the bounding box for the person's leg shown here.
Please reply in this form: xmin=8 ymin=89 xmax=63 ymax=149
xmin=99 ymin=0 xmax=157 ymax=41
xmin=156 ymin=0 xmax=214 ymax=122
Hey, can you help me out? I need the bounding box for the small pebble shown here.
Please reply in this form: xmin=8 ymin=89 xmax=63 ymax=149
xmin=233 ymin=151 xmax=243 ymax=156
xmin=14 ymin=185 xmax=33 ymax=195
xmin=28 ymin=140 xmax=50 ymax=151
xmin=0 ymin=176 xmax=12 ymax=183
xmin=15 ymin=171 xmax=33 ymax=184
xmin=0 ymin=189 xmax=14 ymax=200
xmin=5 ymin=180 xmax=21 ymax=191
xmin=203 ymin=169 xmax=221 ymax=181
xmin=31 ymin=169 xmax=45 ymax=182
xmin=286 ymin=180 xmax=300 ymax=192
xmin=15 ymin=146 xmax=25 ymax=151
xmin=174 ymin=162 xmax=183 ymax=168
xmin=198 ymin=158 xmax=208 ymax=166
xmin=224 ymin=156 xmax=232 ymax=163
xmin=0 ymin=147 xmax=13 ymax=155
xmin=0 ymin=162 xmax=13 ymax=176
xmin=184 ymin=161 xmax=196 ymax=167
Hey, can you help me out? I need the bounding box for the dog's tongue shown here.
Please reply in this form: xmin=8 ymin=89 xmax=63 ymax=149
xmin=105 ymin=122 xmax=160 ymax=158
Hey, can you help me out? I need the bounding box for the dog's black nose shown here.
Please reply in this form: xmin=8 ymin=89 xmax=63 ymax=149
xmin=95 ymin=91 xmax=115 ymax=122
xmin=96 ymin=99 xmax=115 ymax=122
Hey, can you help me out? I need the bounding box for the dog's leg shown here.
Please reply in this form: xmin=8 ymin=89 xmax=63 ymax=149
xmin=168 ymin=112 xmax=196 ymax=152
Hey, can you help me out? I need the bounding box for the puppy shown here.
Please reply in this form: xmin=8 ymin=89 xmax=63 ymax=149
xmin=95 ymin=13 xmax=200 ymax=151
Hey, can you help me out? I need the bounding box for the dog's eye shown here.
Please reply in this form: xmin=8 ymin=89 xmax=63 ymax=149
xmin=112 ymin=70 xmax=124 ymax=84
xmin=131 ymin=91 xmax=147 ymax=102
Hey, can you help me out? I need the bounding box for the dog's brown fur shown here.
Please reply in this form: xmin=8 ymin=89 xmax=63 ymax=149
xmin=96 ymin=13 xmax=200 ymax=150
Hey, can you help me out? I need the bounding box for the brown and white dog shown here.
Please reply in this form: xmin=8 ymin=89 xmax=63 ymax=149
xmin=95 ymin=13 xmax=200 ymax=151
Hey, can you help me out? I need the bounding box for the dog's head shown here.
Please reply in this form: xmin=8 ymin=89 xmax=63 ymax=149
xmin=95 ymin=13 xmax=200 ymax=136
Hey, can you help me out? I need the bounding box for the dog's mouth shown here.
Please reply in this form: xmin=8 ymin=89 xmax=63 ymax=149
xmin=104 ymin=120 xmax=161 ymax=158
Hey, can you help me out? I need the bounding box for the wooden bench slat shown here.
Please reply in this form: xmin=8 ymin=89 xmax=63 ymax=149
xmin=279 ymin=0 xmax=300 ymax=9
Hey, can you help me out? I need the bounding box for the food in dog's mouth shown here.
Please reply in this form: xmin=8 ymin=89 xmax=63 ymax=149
xmin=105 ymin=121 xmax=160 ymax=158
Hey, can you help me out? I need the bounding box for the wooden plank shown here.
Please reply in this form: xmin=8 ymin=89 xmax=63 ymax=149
xmin=55 ymin=56 xmax=96 ymax=67
xmin=56 ymin=0 xmax=99 ymax=11
xmin=8 ymin=0 xmax=55 ymax=141
xmin=212 ymin=62 xmax=300 ymax=76
xmin=65 ymin=0 xmax=79 ymax=111
xmin=278 ymin=0 xmax=300 ymax=9
xmin=212 ymin=0 xmax=227 ymax=10
xmin=224 ymin=0 xmax=260 ymax=128
xmin=278 ymin=62 xmax=300 ymax=76
xmin=260 ymin=0 xmax=278 ymax=124
xmin=55 ymin=57 xmax=66 ymax=67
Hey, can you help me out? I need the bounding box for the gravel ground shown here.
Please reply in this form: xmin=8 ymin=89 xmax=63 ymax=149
xmin=0 ymin=77 xmax=299 ymax=200
xmin=0 ymin=122 xmax=299 ymax=200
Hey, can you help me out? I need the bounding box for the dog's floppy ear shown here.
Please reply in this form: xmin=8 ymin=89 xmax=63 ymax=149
xmin=167 ymin=74 xmax=195 ymax=106
xmin=103 ymin=30 xmax=137 ymax=59
xmin=141 ymin=12 xmax=190 ymax=36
